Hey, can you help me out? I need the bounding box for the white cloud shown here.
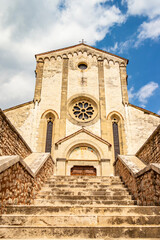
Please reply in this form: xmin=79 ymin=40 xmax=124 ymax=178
xmin=137 ymin=17 xmax=160 ymax=43
xmin=123 ymin=0 xmax=160 ymax=44
xmin=106 ymin=39 xmax=134 ymax=54
xmin=157 ymin=110 xmax=160 ymax=115
xmin=0 ymin=0 xmax=126 ymax=109
xmin=128 ymin=82 xmax=159 ymax=107
xmin=124 ymin=0 xmax=160 ymax=19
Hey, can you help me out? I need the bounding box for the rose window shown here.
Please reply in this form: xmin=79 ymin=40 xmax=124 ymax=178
xmin=72 ymin=101 xmax=94 ymax=121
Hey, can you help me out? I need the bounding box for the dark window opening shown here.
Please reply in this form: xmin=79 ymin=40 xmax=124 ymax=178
xmin=113 ymin=122 xmax=120 ymax=160
xmin=45 ymin=120 xmax=53 ymax=152
xmin=78 ymin=63 xmax=87 ymax=70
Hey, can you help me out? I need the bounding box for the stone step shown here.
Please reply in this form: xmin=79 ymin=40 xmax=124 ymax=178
xmin=3 ymin=239 xmax=160 ymax=240
xmin=45 ymin=183 xmax=125 ymax=188
xmin=1 ymin=215 xmax=160 ymax=227
xmin=40 ymin=188 xmax=130 ymax=196
xmin=5 ymin=206 xmax=160 ymax=216
xmin=34 ymin=199 xmax=136 ymax=206
xmin=46 ymin=180 xmax=123 ymax=184
xmin=45 ymin=185 xmax=127 ymax=191
xmin=36 ymin=194 xmax=132 ymax=201
xmin=0 ymin=226 xmax=160 ymax=238
xmin=49 ymin=176 xmax=120 ymax=180
xmin=2 ymin=239 xmax=160 ymax=240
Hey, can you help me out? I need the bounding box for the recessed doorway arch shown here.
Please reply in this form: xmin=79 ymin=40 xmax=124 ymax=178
xmin=66 ymin=144 xmax=101 ymax=176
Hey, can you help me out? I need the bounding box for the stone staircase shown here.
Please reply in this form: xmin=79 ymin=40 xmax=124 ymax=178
xmin=0 ymin=176 xmax=160 ymax=239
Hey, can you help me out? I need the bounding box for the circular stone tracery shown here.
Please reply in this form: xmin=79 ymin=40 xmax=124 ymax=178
xmin=72 ymin=101 xmax=94 ymax=120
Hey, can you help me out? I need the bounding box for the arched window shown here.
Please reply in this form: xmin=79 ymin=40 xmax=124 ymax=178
xmin=45 ymin=118 xmax=53 ymax=152
xmin=112 ymin=119 xmax=120 ymax=160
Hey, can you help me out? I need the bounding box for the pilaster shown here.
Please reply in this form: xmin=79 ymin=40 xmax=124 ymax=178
xmin=120 ymin=65 xmax=128 ymax=105
xmin=60 ymin=58 xmax=69 ymax=138
xmin=98 ymin=60 xmax=107 ymax=140
xmin=34 ymin=59 xmax=44 ymax=103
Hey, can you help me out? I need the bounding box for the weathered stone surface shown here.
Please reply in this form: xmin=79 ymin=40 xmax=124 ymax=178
xmin=136 ymin=125 xmax=160 ymax=164
xmin=0 ymin=154 xmax=54 ymax=209
xmin=1 ymin=176 xmax=160 ymax=239
xmin=115 ymin=155 xmax=160 ymax=206
xmin=0 ymin=109 xmax=32 ymax=159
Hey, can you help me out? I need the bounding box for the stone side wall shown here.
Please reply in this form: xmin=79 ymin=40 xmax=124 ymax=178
xmin=115 ymin=158 xmax=160 ymax=205
xmin=4 ymin=102 xmax=34 ymax=148
xmin=0 ymin=109 xmax=32 ymax=158
xmin=125 ymin=105 xmax=160 ymax=155
xmin=0 ymin=156 xmax=54 ymax=209
xmin=136 ymin=125 xmax=160 ymax=164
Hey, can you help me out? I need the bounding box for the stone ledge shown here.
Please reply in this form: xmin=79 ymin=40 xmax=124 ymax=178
xmin=0 ymin=153 xmax=55 ymax=178
xmin=0 ymin=155 xmax=21 ymax=173
xmin=24 ymin=153 xmax=55 ymax=177
xmin=115 ymin=155 xmax=160 ymax=178
xmin=114 ymin=155 xmax=146 ymax=176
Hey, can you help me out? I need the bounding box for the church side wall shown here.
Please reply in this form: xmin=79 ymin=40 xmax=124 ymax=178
xmin=0 ymin=110 xmax=32 ymax=158
xmin=125 ymin=105 xmax=160 ymax=154
xmin=136 ymin=125 xmax=160 ymax=164
xmin=4 ymin=103 xmax=34 ymax=149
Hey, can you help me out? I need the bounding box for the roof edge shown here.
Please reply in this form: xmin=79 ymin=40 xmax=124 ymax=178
xmin=35 ymin=43 xmax=129 ymax=63
xmin=3 ymin=101 xmax=33 ymax=112
xmin=55 ymin=128 xmax=112 ymax=147
xmin=129 ymin=103 xmax=160 ymax=118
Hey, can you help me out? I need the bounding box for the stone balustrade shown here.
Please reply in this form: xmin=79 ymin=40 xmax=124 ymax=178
xmin=115 ymin=155 xmax=160 ymax=205
xmin=0 ymin=153 xmax=54 ymax=210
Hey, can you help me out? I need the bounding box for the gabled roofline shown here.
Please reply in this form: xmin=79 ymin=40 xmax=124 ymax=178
xmin=129 ymin=103 xmax=160 ymax=118
xmin=55 ymin=128 xmax=112 ymax=147
xmin=35 ymin=43 xmax=129 ymax=63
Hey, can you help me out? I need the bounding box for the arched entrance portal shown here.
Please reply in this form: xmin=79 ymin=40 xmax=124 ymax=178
xmin=67 ymin=145 xmax=100 ymax=176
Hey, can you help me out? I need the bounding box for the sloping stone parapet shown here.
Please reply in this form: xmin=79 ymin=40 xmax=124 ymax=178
xmin=0 ymin=109 xmax=32 ymax=158
xmin=114 ymin=155 xmax=160 ymax=206
xmin=0 ymin=153 xmax=55 ymax=209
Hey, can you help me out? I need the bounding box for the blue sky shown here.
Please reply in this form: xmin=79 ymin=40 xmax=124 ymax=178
xmin=0 ymin=0 xmax=160 ymax=114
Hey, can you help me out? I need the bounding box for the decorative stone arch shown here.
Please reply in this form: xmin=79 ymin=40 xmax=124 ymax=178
xmin=37 ymin=109 xmax=59 ymax=155
xmin=66 ymin=142 xmax=102 ymax=160
xmin=107 ymin=111 xmax=126 ymax=158
xmin=65 ymin=141 xmax=103 ymax=176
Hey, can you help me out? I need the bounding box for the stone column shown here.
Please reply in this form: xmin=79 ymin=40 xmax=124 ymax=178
xmin=98 ymin=60 xmax=107 ymax=140
xmin=119 ymin=65 xmax=128 ymax=105
xmin=60 ymin=58 xmax=69 ymax=138
xmin=101 ymin=159 xmax=111 ymax=176
xmin=56 ymin=158 xmax=66 ymax=176
xmin=34 ymin=59 xmax=44 ymax=103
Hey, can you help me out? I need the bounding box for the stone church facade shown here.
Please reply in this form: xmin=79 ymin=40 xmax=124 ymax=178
xmin=3 ymin=43 xmax=160 ymax=176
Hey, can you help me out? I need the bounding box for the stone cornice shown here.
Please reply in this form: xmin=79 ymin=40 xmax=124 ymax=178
xmin=35 ymin=43 xmax=128 ymax=66
xmin=55 ymin=128 xmax=112 ymax=147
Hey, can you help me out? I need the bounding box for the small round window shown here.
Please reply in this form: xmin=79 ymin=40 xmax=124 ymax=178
xmin=78 ymin=63 xmax=87 ymax=70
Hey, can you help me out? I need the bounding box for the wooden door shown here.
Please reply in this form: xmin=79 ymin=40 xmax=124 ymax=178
xmin=71 ymin=166 xmax=96 ymax=176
